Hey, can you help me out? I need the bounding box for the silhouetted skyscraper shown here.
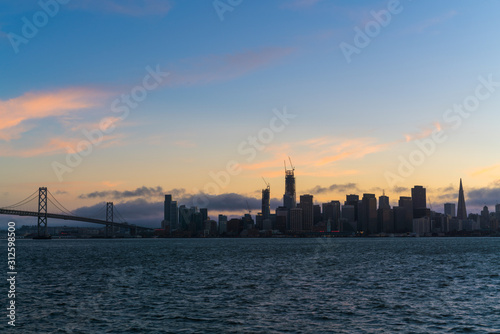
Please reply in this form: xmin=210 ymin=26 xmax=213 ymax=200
xmin=411 ymin=186 xmax=427 ymax=218
xmin=323 ymin=201 xmax=341 ymax=231
xmin=283 ymin=163 xmax=296 ymax=210
xmin=379 ymin=192 xmax=390 ymax=210
xmin=300 ymin=195 xmax=314 ymax=232
xmin=170 ymin=201 xmax=178 ymax=232
xmin=480 ymin=206 xmax=490 ymax=229
xmin=399 ymin=196 xmax=413 ymax=232
xmin=457 ymin=179 xmax=467 ymax=220
xmin=290 ymin=207 xmax=302 ymax=232
xmin=444 ymin=203 xmax=455 ymax=217
xmin=164 ymin=194 xmax=172 ymax=228
xmin=359 ymin=194 xmax=377 ymax=234
xmin=262 ymin=185 xmax=271 ymax=220
xmin=345 ymin=194 xmax=359 ymax=222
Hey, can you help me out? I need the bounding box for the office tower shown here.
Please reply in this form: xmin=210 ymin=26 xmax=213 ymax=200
xmin=193 ymin=210 xmax=203 ymax=233
xmin=378 ymin=207 xmax=393 ymax=233
xmin=164 ymin=195 xmax=172 ymax=227
xmin=323 ymin=202 xmax=334 ymax=231
xmin=342 ymin=205 xmax=355 ymax=224
xmin=313 ymin=205 xmax=322 ymax=225
xmin=399 ymin=196 xmax=413 ymax=232
xmin=496 ymin=204 xmax=500 ymax=220
xmin=345 ymin=194 xmax=359 ymax=222
xmin=218 ymin=214 xmax=227 ymax=234
xmin=379 ymin=192 xmax=390 ymax=210
xmin=276 ymin=215 xmax=286 ymax=233
xmin=170 ymin=201 xmax=178 ymax=232
xmin=262 ymin=184 xmax=271 ymax=220
xmin=480 ymin=206 xmax=490 ymax=229
xmin=323 ymin=201 xmax=341 ymax=231
xmin=283 ymin=161 xmax=296 ymax=210
xmin=444 ymin=203 xmax=456 ymax=217
xmin=393 ymin=206 xmax=406 ymax=233
xmin=457 ymin=179 xmax=467 ymax=220
xmin=290 ymin=208 xmax=303 ymax=232
xmin=276 ymin=206 xmax=289 ymax=230
xmin=412 ymin=186 xmax=427 ymax=218
xmin=300 ymin=195 xmax=314 ymax=231
xmin=200 ymin=208 xmax=208 ymax=223
xmin=359 ymin=194 xmax=377 ymax=234
xmin=256 ymin=213 xmax=264 ymax=230
xmin=178 ymin=205 xmax=198 ymax=233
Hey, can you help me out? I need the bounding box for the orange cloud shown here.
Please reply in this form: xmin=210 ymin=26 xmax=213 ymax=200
xmin=0 ymin=88 xmax=108 ymax=141
xmin=404 ymin=122 xmax=445 ymax=142
xmin=471 ymin=164 xmax=500 ymax=177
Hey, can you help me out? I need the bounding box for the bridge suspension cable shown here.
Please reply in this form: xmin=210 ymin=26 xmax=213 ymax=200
xmin=113 ymin=206 xmax=127 ymax=223
xmin=0 ymin=190 xmax=38 ymax=210
xmin=47 ymin=190 xmax=76 ymax=216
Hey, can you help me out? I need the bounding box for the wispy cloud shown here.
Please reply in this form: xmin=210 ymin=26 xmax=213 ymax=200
xmin=241 ymin=135 xmax=392 ymax=180
xmin=404 ymin=122 xmax=444 ymax=142
xmin=68 ymin=0 xmax=172 ymax=16
xmin=404 ymin=10 xmax=458 ymax=34
xmin=79 ymin=186 xmax=169 ymax=200
xmin=306 ymin=183 xmax=359 ymax=195
xmin=471 ymin=164 xmax=500 ymax=177
xmin=282 ymin=0 xmax=323 ymax=10
xmin=167 ymin=47 xmax=295 ymax=86
xmin=0 ymin=88 xmax=109 ymax=141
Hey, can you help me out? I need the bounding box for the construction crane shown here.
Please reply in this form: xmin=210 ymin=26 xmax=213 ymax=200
xmin=288 ymin=156 xmax=295 ymax=171
xmin=262 ymin=177 xmax=270 ymax=189
xmin=246 ymin=200 xmax=252 ymax=215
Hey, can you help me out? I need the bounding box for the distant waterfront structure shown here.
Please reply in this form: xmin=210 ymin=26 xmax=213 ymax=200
xmin=496 ymin=204 xmax=500 ymax=219
xmin=444 ymin=203 xmax=456 ymax=217
xmin=457 ymin=179 xmax=467 ymax=220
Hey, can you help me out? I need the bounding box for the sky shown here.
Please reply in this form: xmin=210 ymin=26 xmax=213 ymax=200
xmin=1 ymin=0 xmax=500 ymax=227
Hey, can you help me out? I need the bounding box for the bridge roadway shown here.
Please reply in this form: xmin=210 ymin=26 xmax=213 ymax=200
xmin=0 ymin=208 xmax=153 ymax=231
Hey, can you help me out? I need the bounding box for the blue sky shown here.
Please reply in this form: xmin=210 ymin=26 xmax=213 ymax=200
xmin=1 ymin=0 xmax=500 ymax=226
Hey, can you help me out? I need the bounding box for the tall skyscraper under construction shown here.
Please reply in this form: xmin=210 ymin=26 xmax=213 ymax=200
xmin=283 ymin=159 xmax=296 ymax=210
xmin=262 ymin=181 xmax=271 ymax=220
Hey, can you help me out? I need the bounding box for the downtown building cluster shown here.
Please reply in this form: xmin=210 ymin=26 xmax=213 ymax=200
xmin=160 ymin=167 xmax=500 ymax=237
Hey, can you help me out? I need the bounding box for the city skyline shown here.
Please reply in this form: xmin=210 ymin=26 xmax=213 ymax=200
xmin=1 ymin=1 xmax=500 ymax=227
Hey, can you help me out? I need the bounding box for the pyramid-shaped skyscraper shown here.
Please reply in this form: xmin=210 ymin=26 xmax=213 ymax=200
xmin=457 ymin=178 xmax=467 ymax=220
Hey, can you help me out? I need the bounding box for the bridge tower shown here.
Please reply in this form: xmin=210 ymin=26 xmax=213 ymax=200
xmin=37 ymin=187 xmax=48 ymax=238
xmin=106 ymin=202 xmax=113 ymax=237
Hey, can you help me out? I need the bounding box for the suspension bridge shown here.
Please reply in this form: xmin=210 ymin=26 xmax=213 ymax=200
xmin=0 ymin=187 xmax=153 ymax=238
